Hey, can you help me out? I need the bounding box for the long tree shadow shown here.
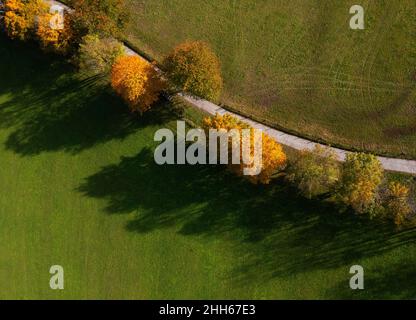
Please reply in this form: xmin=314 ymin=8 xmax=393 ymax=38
xmin=0 ymin=35 xmax=174 ymax=156
xmin=77 ymin=148 xmax=416 ymax=289
xmin=326 ymin=258 xmax=416 ymax=299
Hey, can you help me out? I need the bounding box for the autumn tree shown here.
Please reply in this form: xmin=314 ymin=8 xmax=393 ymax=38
xmin=36 ymin=11 xmax=73 ymax=54
xmin=78 ymin=34 xmax=124 ymax=75
xmin=255 ymin=133 xmax=287 ymax=184
xmin=203 ymin=114 xmax=286 ymax=184
xmin=68 ymin=0 xmax=128 ymax=42
xmin=287 ymin=145 xmax=340 ymax=199
xmin=385 ymin=181 xmax=412 ymax=226
xmin=3 ymin=0 xmax=47 ymax=40
xmin=164 ymin=41 xmax=223 ymax=101
xmin=338 ymin=152 xmax=384 ymax=214
xmin=111 ymin=55 xmax=165 ymax=114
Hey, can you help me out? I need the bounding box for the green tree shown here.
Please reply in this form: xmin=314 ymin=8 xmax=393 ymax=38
xmin=287 ymin=145 xmax=340 ymax=199
xmin=78 ymin=34 xmax=124 ymax=76
xmin=163 ymin=40 xmax=223 ymax=101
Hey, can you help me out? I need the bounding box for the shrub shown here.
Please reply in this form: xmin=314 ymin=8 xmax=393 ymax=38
xmin=3 ymin=0 xmax=46 ymax=40
xmin=78 ymin=34 xmax=124 ymax=76
xmin=164 ymin=41 xmax=223 ymax=101
xmin=287 ymin=145 xmax=340 ymax=199
xmin=68 ymin=0 xmax=128 ymax=41
xmin=385 ymin=181 xmax=412 ymax=226
xmin=338 ymin=152 xmax=384 ymax=214
xmin=203 ymin=114 xmax=286 ymax=184
xmin=111 ymin=55 xmax=165 ymax=114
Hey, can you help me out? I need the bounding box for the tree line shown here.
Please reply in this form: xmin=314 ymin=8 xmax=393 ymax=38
xmin=1 ymin=0 xmax=415 ymax=227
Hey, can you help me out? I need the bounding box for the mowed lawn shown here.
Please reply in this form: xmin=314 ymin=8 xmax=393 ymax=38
xmin=124 ymin=0 xmax=416 ymax=158
xmin=0 ymin=36 xmax=416 ymax=300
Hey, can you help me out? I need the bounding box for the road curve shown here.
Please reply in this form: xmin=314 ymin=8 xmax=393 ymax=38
xmin=47 ymin=0 xmax=416 ymax=175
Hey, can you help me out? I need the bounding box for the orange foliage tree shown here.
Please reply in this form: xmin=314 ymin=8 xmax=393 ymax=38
xmin=257 ymin=133 xmax=287 ymax=184
xmin=203 ymin=114 xmax=286 ymax=184
xmin=111 ymin=55 xmax=165 ymax=114
xmin=3 ymin=0 xmax=47 ymax=40
xmin=36 ymin=11 xmax=73 ymax=53
xmin=164 ymin=41 xmax=223 ymax=101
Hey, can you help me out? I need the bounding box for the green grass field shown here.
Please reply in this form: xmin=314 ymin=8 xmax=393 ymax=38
xmin=1 ymin=36 xmax=416 ymax=299
xmin=124 ymin=0 xmax=416 ymax=158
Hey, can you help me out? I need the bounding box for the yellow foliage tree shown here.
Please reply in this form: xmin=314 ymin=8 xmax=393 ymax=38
xmin=386 ymin=181 xmax=412 ymax=226
xmin=257 ymin=133 xmax=287 ymax=184
xmin=339 ymin=153 xmax=384 ymax=214
xmin=3 ymin=0 xmax=47 ymax=40
xmin=203 ymin=114 xmax=286 ymax=184
xmin=111 ymin=55 xmax=165 ymax=114
xmin=37 ymin=13 xmax=59 ymax=45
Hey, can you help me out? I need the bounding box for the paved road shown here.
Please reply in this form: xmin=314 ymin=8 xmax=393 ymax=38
xmin=181 ymin=96 xmax=416 ymax=175
xmin=49 ymin=0 xmax=416 ymax=175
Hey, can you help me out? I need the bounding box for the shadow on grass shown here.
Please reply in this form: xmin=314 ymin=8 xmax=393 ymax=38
xmin=2 ymin=35 xmax=415 ymax=299
xmin=0 ymin=35 xmax=175 ymax=156
xmin=326 ymin=258 xmax=416 ymax=299
xmin=77 ymin=147 xmax=416 ymax=296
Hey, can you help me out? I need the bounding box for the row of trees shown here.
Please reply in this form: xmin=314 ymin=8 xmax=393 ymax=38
xmin=1 ymin=0 xmax=72 ymax=52
xmin=1 ymin=0 xmax=414 ymax=227
xmin=201 ymin=114 xmax=415 ymax=226
xmin=1 ymin=0 xmax=223 ymax=103
xmin=1 ymin=0 xmax=133 ymax=55
xmin=200 ymin=114 xmax=415 ymax=227
xmin=108 ymin=40 xmax=223 ymax=113
xmin=288 ymin=146 xmax=415 ymax=226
